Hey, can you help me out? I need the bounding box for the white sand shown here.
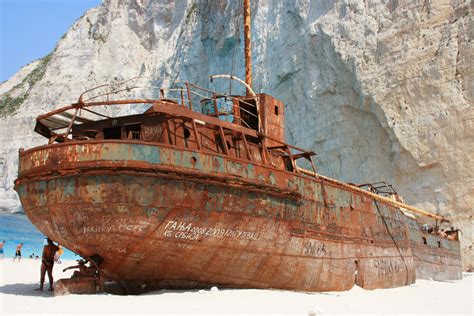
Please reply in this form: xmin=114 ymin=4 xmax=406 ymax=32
xmin=0 ymin=259 xmax=472 ymax=315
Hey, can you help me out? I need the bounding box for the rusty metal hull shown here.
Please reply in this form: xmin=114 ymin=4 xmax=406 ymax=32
xmin=405 ymin=217 xmax=462 ymax=281
xmin=15 ymin=141 xmax=462 ymax=292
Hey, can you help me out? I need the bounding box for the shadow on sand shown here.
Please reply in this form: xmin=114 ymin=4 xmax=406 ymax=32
xmin=0 ymin=283 xmax=54 ymax=297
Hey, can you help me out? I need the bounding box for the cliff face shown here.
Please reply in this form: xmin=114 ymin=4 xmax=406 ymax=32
xmin=0 ymin=0 xmax=472 ymax=269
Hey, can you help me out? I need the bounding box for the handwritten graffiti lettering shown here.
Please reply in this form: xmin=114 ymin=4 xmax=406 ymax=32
xmin=102 ymin=244 xmax=127 ymax=254
xmin=373 ymin=259 xmax=401 ymax=276
xmin=31 ymin=150 xmax=49 ymax=168
xmin=163 ymin=220 xmax=259 ymax=241
xmin=74 ymin=211 xmax=89 ymax=225
xmin=303 ymin=241 xmax=329 ymax=257
xmin=165 ymin=221 xmax=193 ymax=232
xmin=82 ymin=218 xmax=149 ymax=235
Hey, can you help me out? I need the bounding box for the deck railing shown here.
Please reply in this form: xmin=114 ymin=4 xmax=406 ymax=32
xmin=36 ymin=76 xmax=317 ymax=173
xmin=76 ymin=76 xmax=259 ymax=129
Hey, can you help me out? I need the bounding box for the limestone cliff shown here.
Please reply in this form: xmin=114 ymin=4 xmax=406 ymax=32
xmin=0 ymin=0 xmax=472 ymax=269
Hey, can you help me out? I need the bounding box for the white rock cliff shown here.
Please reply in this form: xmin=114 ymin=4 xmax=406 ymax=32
xmin=0 ymin=0 xmax=472 ymax=269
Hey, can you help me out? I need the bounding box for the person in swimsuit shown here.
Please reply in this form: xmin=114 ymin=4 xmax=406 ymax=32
xmin=55 ymin=244 xmax=64 ymax=264
xmin=0 ymin=241 xmax=5 ymax=260
xmin=13 ymin=243 xmax=23 ymax=262
xmin=36 ymin=238 xmax=59 ymax=291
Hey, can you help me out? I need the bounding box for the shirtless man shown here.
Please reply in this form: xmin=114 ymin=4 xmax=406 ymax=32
xmin=0 ymin=241 xmax=5 ymax=260
xmin=63 ymin=259 xmax=96 ymax=278
xmin=36 ymin=238 xmax=59 ymax=291
xmin=13 ymin=243 xmax=23 ymax=262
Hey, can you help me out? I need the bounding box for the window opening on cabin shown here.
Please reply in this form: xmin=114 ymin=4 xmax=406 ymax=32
xmin=75 ymin=129 xmax=99 ymax=140
xmin=422 ymin=237 xmax=427 ymax=245
xmin=184 ymin=128 xmax=191 ymax=139
xmin=275 ymin=105 xmax=279 ymax=116
xmin=238 ymin=99 xmax=258 ymax=130
xmin=125 ymin=124 xmax=141 ymax=140
xmin=183 ymin=127 xmax=191 ymax=148
xmin=103 ymin=126 xmax=122 ymax=139
xmin=284 ymin=157 xmax=293 ymax=172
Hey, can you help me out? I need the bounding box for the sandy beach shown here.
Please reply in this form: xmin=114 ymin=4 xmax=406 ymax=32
xmin=0 ymin=259 xmax=472 ymax=315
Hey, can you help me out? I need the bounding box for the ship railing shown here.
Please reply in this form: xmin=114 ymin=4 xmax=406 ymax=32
xmin=76 ymin=76 xmax=258 ymax=111
xmin=74 ymin=76 xmax=259 ymax=130
xmin=183 ymin=85 xmax=258 ymax=130
xmin=35 ymin=76 xmax=318 ymax=177
xmin=35 ymin=107 xmax=317 ymax=180
xmin=36 ymin=76 xmax=263 ymax=142
xmin=357 ymin=182 xmax=399 ymax=197
xmin=259 ymin=133 xmax=318 ymax=175
xmin=35 ymin=75 xmax=318 ymax=174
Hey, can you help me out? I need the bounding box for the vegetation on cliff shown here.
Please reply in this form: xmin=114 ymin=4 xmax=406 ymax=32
xmin=0 ymin=53 xmax=52 ymax=117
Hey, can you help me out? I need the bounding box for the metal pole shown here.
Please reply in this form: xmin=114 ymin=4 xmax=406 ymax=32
xmin=63 ymin=108 xmax=79 ymax=141
xmin=243 ymin=0 xmax=252 ymax=94
xmin=185 ymin=82 xmax=193 ymax=109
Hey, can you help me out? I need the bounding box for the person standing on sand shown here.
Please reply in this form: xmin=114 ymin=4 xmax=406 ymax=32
xmin=36 ymin=238 xmax=59 ymax=291
xmin=0 ymin=241 xmax=5 ymax=260
xmin=13 ymin=243 xmax=23 ymax=262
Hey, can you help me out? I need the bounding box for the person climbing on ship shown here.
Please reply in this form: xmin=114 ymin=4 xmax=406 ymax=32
xmin=13 ymin=243 xmax=23 ymax=262
xmin=35 ymin=238 xmax=59 ymax=291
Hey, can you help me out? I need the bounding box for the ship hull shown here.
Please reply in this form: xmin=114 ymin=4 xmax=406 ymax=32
xmin=15 ymin=141 xmax=462 ymax=292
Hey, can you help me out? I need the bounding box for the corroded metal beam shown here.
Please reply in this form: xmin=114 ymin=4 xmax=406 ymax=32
xmin=296 ymin=167 xmax=446 ymax=221
xmin=244 ymin=0 xmax=252 ymax=93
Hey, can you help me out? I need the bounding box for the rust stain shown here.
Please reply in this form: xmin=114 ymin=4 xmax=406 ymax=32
xmin=15 ymin=79 xmax=462 ymax=293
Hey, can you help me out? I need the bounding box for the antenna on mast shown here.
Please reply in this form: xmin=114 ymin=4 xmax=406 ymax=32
xmin=243 ymin=0 xmax=252 ymax=95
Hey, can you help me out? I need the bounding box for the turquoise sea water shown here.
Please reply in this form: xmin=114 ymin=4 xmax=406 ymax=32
xmin=0 ymin=213 xmax=78 ymax=260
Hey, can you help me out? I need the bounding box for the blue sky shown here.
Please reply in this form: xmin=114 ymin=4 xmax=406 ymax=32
xmin=0 ymin=0 xmax=101 ymax=82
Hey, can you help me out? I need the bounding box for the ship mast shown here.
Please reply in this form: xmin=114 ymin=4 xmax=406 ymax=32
xmin=243 ymin=0 xmax=252 ymax=95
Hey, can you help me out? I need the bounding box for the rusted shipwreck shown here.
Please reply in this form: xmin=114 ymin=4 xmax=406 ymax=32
xmin=14 ymin=1 xmax=461 ymax=294
xmin=14 ymin=76 xmax=462 ymax=292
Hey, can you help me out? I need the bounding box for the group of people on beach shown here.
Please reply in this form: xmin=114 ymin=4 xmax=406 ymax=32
xmin=36 ymin=238 xmax=96 ymax=291
xmin=0 ymin=240 xmax=64 ymax=262
xmin=1 ymin=238 xmax=95 ymax=292
xmin=0 ymin=239 xmax=62 ymax=291
xmin=1 ymin=238 xmax=63 ymax=291
xmin=0 ymin=240 xmax=23 ymax=261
